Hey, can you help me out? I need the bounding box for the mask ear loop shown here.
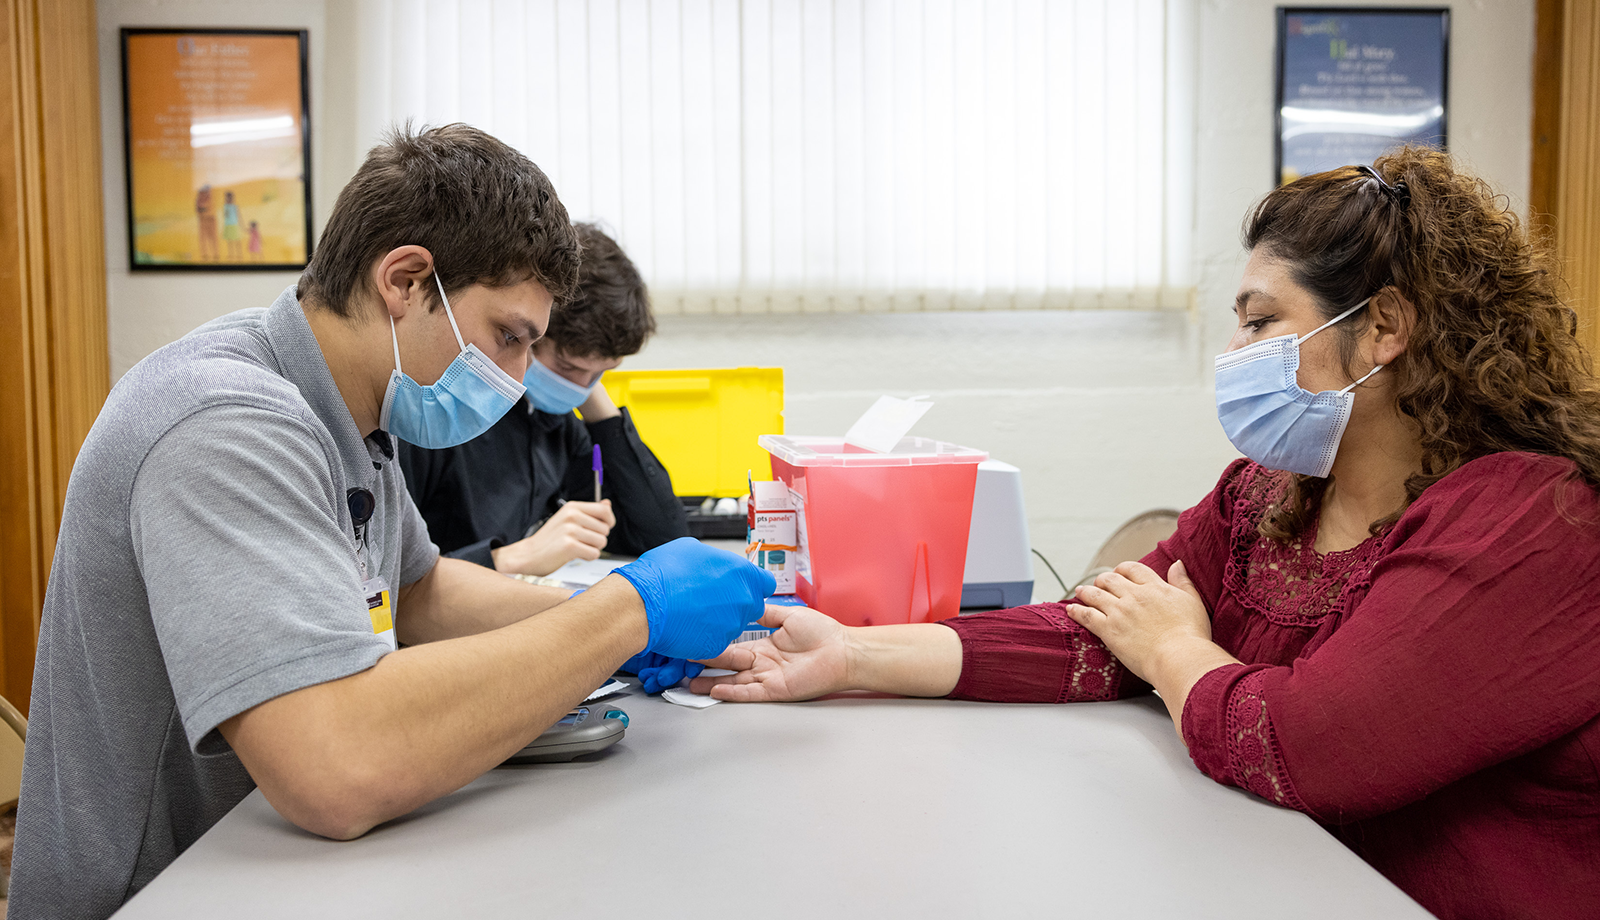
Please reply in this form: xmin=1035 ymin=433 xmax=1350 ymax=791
xmin=1297 ymin=297 xmax=1372 ymax=344
xmin=388 ymin=314 xmax=403 ymax=376
xmin=388 ymin=272 xmax=460 ymax=375
xmin=433 ymin=272 xmax=468 ymax=352
xmin=1338 ymin=361 xmax=1384 ymax=395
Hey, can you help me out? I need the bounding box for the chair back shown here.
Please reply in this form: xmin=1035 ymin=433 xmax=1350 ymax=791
xmin=0 ymin=695 xmax=26 ymax=810
xmin=1072 ymin=509 xmax=1183 ymax=596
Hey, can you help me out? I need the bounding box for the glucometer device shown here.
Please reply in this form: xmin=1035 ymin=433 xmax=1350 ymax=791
xmin=502 ymin=706 xmax=629 ymax=764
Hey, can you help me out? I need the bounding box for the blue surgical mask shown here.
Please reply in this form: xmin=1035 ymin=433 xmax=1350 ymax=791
xmin=1214 ymin=298 xmax=1383 ymax=478
xmin=379 ymin=274 xmax=527 ymax=448
xmin=523 ymin=356 xmax=599 ymax=415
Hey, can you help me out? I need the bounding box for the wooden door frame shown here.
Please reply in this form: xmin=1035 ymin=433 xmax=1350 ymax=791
xmin=1530 ymin=0 xmax=1564 ymax=230
xmin=1532 ymin=0 xmax=1600 ymax=356
xmin=0 ymin=0 xmax=110 ymax=713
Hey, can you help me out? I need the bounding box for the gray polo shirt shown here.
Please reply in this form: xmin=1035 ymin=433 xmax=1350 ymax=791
xmin=10 ymin=287 xmax=439 ymax=920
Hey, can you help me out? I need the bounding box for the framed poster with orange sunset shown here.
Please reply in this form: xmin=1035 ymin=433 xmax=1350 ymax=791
xmin=121 ymin=29 xmax=312 ymax=270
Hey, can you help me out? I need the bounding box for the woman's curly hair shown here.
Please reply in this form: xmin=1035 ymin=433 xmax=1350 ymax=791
xmin=1243 ymin=145 xmax=1600 ymax=540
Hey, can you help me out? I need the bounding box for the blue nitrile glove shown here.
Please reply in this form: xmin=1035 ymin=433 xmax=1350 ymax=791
xmin=613 ymin=537 xmax=776 ymax=661
xmin=618 ymin=651 xmax=703 ymax=694
xmin=618 ymin=650 xmax=656 ymax=675
xmin=638 ymin=657 xmax=705 ymax=694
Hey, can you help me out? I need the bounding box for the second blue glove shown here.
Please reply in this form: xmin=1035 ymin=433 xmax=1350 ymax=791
xmin=617 ymin=650 xmax=704 ymax=694
xmin=618 ymin=650 xmax=656 ymax=675
xmin=637 ymin=657 xmax=706 ymax=694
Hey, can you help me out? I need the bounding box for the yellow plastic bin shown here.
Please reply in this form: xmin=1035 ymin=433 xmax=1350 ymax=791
xmin=599 ymin=367 xmax=784 ymax=498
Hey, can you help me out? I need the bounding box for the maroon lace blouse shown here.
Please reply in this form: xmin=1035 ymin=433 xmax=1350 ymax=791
xmin=943 ymin=453 xmax=1600 ymax=920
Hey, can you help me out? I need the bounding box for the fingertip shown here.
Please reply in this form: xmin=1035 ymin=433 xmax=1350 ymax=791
xmin=1065 ymin=602 xmax=1097 ymax=622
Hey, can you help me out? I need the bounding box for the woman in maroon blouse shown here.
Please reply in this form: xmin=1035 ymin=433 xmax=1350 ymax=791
xmin=692 ymin=147 xmax=1600 ymax=920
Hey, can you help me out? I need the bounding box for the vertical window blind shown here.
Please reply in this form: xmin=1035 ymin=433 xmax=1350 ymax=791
xmin=355 ymin=0 xmax=1195 ymax=313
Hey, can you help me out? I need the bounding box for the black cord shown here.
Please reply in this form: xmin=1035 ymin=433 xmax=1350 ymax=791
xmin=1032 ymin=547 xmax=1069 ymax=598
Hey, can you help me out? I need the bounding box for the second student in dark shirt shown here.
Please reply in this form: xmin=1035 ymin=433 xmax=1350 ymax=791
xmin=399 ymin=223 xmax=687 ymax=574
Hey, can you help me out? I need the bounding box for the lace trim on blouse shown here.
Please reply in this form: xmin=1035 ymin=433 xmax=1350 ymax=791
xmin=1060 ymin=627 xmax=1122 ymax=702
xmin=1222 ymin=465 xmax=1387 ymax=628
xmin=1225 ymin=669 xmax=1309 ymax=810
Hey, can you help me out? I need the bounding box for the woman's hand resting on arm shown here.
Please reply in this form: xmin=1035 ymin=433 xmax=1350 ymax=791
xmin=688 ymin=604 xmax=963 ymax=701
xmin=1066 ymin=559 xmax=1241 ymax=734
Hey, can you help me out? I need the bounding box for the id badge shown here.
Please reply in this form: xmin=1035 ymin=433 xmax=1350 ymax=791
xmin=363 ymin=576 xmax=396 ymax=650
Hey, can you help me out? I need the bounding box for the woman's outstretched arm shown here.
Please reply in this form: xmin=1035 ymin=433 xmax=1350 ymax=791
xmin=689 ymin=601 xmax=1152 ymax=704
xmin=689 ymin=604 xmax=963 ymax=701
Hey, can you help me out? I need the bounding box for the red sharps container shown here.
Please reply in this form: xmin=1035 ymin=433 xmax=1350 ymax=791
xmin=758 ymin=435 xmax=987 ymax=626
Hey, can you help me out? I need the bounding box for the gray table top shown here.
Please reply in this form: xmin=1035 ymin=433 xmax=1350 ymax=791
xmin=114 ymin=688 xmax=1431 ymax=919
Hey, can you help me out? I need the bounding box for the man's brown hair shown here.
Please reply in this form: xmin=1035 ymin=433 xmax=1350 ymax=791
xmin=298 ymin=123 xmax=581 ymax=316
xmin=546 ymin=223 xmax=656 ymax=359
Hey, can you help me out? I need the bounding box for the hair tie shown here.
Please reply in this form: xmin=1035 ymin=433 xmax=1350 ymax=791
xmin=1355 ymin=164 xmax=1411 ymax=213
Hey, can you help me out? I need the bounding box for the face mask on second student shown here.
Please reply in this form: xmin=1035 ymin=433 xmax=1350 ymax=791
xmin=523 ymin=357 xmax=599 ymax=415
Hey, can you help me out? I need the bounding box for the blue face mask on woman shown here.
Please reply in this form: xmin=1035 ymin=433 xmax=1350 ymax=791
xmin=379 ymin=274 xmax=527 ymax=448
xmin=1213 ymin=298 xmax=1384 ymax=479
xmin=523 ymin=356 xmax=599 ymax=415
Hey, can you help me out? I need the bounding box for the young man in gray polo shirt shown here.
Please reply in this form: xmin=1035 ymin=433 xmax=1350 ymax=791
xmin=9 ymin=124 xmax=773 ymax=920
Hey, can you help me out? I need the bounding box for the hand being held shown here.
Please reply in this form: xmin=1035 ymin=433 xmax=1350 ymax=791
xmin=688 ymin=605 xmax=849 ymax=702
xmin=492 ymin=500 xmax=615 ymax=576
xmin=1065 ymin=560 xmax=1213 ymax=684
xmin=613 ymin=537 xmax=776 ymax=661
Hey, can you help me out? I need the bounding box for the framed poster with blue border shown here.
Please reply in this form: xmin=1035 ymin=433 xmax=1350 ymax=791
xmin=1275 ymin=7 xmax=1449 ymax=186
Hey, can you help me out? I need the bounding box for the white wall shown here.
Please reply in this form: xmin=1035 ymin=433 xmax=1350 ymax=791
xmin=97 ymin=0 xmax=1536 ymax=599
xmin=635 ymin=0 xmax=1536 ymax=597
xmin=96 ymin=0 xmax=336 ymax=377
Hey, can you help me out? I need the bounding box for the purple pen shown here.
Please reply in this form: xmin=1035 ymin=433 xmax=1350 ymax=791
xmin=592 ymin=444 xmax=603 ymax=502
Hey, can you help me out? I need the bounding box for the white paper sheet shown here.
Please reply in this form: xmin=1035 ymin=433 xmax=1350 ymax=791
xmin=843 ymin=395 xmax=934 ymax=453
xmin=547 ymin=556 xmax=629 ymax=588
xmin=661 ymin=687 xmax=721 ymax=709
xmin=583 ymin=678 xmax=629 ymax=702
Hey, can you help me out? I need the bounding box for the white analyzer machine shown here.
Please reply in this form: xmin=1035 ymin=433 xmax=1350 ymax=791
xmin=960 ymin=460 xmax=1035 ymax=609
